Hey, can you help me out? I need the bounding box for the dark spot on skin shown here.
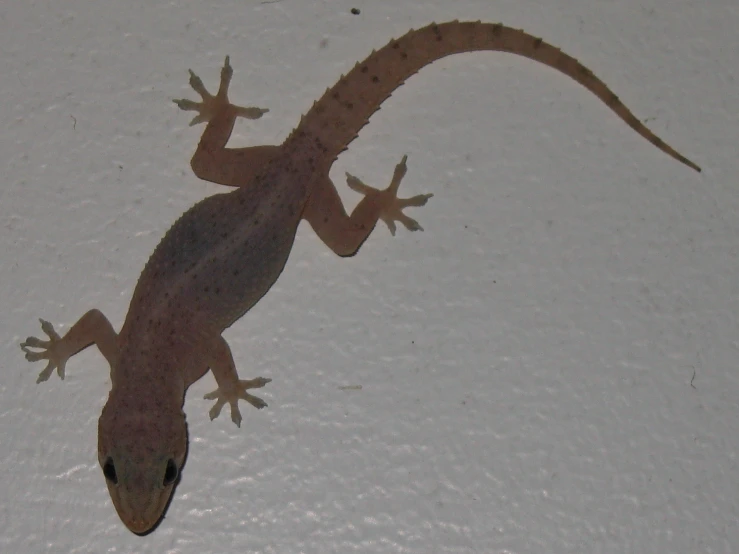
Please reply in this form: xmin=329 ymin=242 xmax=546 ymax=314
xmin=324 ymin=217 xmax=329 ymax=223
xmin=392 ymin=41 xmax=400 ymax=49
xmin=533 ymin=38 xmax=542 ymax=48
xmin=361 ymin=65 xmax=368 ymax=73
xmin=372 ymin=75 xmax=379 ymax=83
xmin=492 ymin=23 xmax=502 ymax=37
xmin=400 ymin=51 xmax=408 ymax=60
xmin=315 ymin=105 xmax=325 ymax=115
xmin=332 ymin=92 xmax=340 ymax=100
xmin=233 ymin=269 xmax=239 ymax=276
xmin=431 ymin=24 xmax=442 ymax=41
xmin=345 ymin=102 xmax=353 ymax=110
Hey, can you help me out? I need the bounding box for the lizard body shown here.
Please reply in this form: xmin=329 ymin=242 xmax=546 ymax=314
xmin=20 ymin=21 xmax=699 ymax=534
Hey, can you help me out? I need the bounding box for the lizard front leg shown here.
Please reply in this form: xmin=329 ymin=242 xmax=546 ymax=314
xmin=303 ymin=155 xmax=433 ymax=257
xmin=174 ymin=56 xmax=278 ymax=187
xmin=202 ymin=334 xmax=271 ymax=427
xmin=20 ymin=309 xmax=119 ymax=383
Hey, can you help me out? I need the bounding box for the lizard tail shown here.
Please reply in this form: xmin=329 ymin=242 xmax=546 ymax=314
xmin=286 ymin=21 xmax=700 ymax=172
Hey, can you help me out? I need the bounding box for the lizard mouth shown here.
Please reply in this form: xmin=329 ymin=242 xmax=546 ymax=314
xmin=120 ymin=510 xmax=164 ymax=536
xmin=109 ymin=487 xmax=171 ymax=536
xmin=126 ymin=518 xmax=156 ymax=535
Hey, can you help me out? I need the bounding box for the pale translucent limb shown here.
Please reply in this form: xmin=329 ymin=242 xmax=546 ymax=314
xmin=204 ymin=377 xmax=272 ymax=427
xmin=20 ymin=310 xmax=119 ymax=383
xmin=345 ymin=155 xmax=433 ymax=236
xmin=203 ymin=334 xmax=271 ymax=427
xmin=173 ymin=56 xmax=268 ymax=126
xmin=303 ymin=155 xmax=433 ymax=256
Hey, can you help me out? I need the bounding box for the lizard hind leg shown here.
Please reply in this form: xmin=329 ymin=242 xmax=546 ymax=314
xmin=174 ymin=56 xmax=279 ymax=187
xmin=173 ymin=56 xmax=268 ymax=127
xmin=304 ymin=155 xmax=433 ymax=257
xmin=346 ymin=155 xmax=434 ymax=236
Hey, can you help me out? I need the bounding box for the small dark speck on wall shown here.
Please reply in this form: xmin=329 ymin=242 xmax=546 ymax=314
xmin=351 ymin=8 xmax=360 ymax=15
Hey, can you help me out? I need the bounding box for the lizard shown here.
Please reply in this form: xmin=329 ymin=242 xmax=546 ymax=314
xmin=19 ymin=21 xmax=700 ymax=535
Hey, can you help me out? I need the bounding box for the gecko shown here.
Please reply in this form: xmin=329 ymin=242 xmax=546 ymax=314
xmin=19 ymin=21 xmax=700 ymax=535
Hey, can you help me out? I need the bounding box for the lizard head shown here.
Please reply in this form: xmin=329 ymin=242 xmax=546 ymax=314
xmin=97 ymin=399 xmax=188 ymax=534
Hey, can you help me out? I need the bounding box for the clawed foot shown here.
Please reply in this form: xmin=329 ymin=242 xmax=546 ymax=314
xmin=173 ymin=56 xmax=268 ymax=126
xmin=346 ymin=155 xmax=434 ymax=235
xmin=20 ymin=319 xmax=70 ymax=384
xmin=204 ymin=377 xmax=272 ymax=427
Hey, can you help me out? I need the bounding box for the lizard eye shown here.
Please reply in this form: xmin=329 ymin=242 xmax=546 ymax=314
xmin=102 ymin=457 xmax=118 ymax=485
xmin=163 ymin=458 xmax=178 ymax=487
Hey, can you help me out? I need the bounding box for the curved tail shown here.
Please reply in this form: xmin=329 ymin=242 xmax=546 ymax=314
xmin=286 ymin=21 xmax=700 ymax=172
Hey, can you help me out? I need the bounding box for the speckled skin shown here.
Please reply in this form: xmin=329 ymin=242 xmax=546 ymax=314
xmin=20 ymin=21 xmax=699 ymax=535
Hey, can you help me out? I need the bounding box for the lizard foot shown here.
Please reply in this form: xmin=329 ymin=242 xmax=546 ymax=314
xmin=346 ymin=155 xmax=434 ymax=235
xmin=173 ymin=55 xmax=268 ymax=126
xmin=20 ymin=319 xmax=70 ymax=383
xmin=204 ymin=377 xmax=272 ymax=427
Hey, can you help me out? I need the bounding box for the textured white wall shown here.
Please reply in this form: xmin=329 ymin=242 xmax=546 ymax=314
xmin=2 ymin=0 xmax=735 ymax=552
